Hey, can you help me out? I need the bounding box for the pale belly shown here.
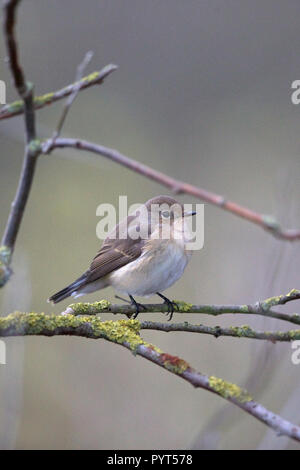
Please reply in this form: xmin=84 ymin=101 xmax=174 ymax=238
xmin=108 ymin=240 xmax=191 ymax=297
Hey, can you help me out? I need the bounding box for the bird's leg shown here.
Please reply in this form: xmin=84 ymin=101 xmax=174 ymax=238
xmin=115 ymin=295 xmax=134 ymax=318
xmin=129 ymin=295 xmax=146 ymax=319
xmin=115 ymin=295 xmax=131 ymax=304
xmin=156 ymin=292 xmax=178 ymax=321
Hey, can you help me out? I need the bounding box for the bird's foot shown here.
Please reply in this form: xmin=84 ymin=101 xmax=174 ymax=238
xmin=129 ymin=295 xmax=146 ymax=319
xmin=156 ymin=292 xmax=178 ymax=321
xmin=115 ymin=295 xmax=131 ymax=304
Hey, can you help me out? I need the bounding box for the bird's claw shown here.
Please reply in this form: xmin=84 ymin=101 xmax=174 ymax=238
xmin=164 ymin=299 xmax=178 ymax=321
xmin=129 ymin=295 xmax=146 ymax=319
xmin=132 ymin=303 xmax=146 ymax=319
xmin=157 ymin=293 xmax=178 ymax=321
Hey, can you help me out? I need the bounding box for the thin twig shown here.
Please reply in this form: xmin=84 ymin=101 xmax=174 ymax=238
xmin=62 ymin=289 xmax=300 ymax=326
xmin=0 ymin=65 xmax=118 ymax=121
xmin=47 ymin=51 xmax=94 ymax=149
xmin=41 ymin=137 xmax=300 ymax=241
xmin=140 ymin=321 xmax=300 ymax=342
xmin=3 ymin=0 xmax=25 ymax=96
xmin=0 ymin=312 xmax=299 ymax=442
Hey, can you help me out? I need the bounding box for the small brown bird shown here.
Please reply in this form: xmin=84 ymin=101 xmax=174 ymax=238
xmin=48 ymin=196 xmax=195 ymax=320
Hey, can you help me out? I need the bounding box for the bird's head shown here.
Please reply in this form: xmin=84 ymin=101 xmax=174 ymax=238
xmin=130 ymin=196 xmax=196 ymax=239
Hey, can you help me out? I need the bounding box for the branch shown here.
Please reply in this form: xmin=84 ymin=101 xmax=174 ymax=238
xmin=0 ymin=3 xmax=116 ymax=288
xmin=0 ymin=312 xmax=299 ymax=442
xmin=3 ymin=0 xmax=26 ymax=97
xmin=0 ymin=10 xmax=298 ymax=239
xmin=140 ymin=321 xmax=300 ymax=342
xmin=0 ymin=65 xmax=118 ymax=121
xmin=0 ymin=0 xmax=38 ymax=286
xmin=40 ymin=137 xmax=300 ymax=241
xmin=49 ymin=51 xmax=95 ymax=143
xmin=62 ymin=289 xmax=300 ymax=326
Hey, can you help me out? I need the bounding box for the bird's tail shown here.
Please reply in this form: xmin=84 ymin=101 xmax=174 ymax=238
xmin=48 ymin=273 xmax=88 ymax=304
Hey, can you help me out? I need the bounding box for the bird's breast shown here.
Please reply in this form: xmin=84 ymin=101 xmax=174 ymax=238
xmin=108 ymin=232 xmax=191 ymax=297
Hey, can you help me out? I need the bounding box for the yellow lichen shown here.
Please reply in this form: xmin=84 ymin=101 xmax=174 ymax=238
xmin=69 ymin=299 xmax=111 ymax=315
xmin=287 ymin=289 xmax=300 ymax=296
xmin=0 ymin=245 xmax=11 ymax=265
xmin=0 ymin=313 xmax=191 ymax=371
xmin=209 ymin=376 xmax=252 ymax=403
xmin=0 ymin=313 xmax=145 ymax=352
xmin=7 ymin=99 xmax=23 ymax=113
xmin=262 ymin=289 xmax=300 ymax=311
xmin=174 ymin=301 xmax=193 ymax=312
xmin=34 ymin=92 xmax=55 ymax=105
xmin=82 ymin=71 xmax=101 ymax=83
xmin=229 ymin=325 xmax=254 ymax=337
xmin=91 ymin=318 xmax=143 ymax=351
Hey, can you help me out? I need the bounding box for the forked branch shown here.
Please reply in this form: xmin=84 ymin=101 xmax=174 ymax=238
xmin=0 ymin=1 xmax=116 ymax=287
xmin=1 ymin=0 xmax=38 ymax=285
xmin=0 ymin=65 xmax=117 ymax=121
xmin=0 ymin=312 xmax=299 ymax=442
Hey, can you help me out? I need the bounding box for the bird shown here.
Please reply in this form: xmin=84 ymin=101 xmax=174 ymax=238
xmin=48 ymin=195 xmax=196 ymax=320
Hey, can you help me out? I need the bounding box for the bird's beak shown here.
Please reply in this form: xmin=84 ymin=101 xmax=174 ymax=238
xmin=183 ymin=210 xmax=196 ymax=217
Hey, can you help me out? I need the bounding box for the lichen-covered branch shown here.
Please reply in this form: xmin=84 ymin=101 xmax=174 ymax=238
xmin=0 ymin=311 xmax=299 ymax=442
xmin=40 ymin=137 xmax=300 ymax=241
xmin=62 ymin=289 xmax=300 ymax=326
xmin=0 ymin=65 xmax=117 ymax=121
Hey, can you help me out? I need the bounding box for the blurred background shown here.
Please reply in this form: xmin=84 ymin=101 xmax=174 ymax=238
xmin=0 ymin=0 xmax=300 ymax=450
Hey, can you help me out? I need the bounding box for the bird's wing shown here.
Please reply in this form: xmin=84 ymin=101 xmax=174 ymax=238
xmin=85 ymin=226 xmax=144 ymax=283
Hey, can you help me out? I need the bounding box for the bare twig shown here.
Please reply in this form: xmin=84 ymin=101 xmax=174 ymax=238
xmin=41 ymin=137 xmax=300 ymax=241
xmin=3 ymin=0 xmax=25 ymax=96
xmin=47 ymin=51 xmax=94 ymax=148
xmin=140 ymin=321 xmax=300 ymax=342
xmin=0 ymin=64 xmax=118 ymax=121
xmin=0 ymin=312 xmax=299 ymax=442
xmin=62 ymin=289 xmax=300 ymax=326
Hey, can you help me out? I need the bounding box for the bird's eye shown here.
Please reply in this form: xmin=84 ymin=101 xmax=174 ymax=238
xmin=161 ymin=210 xmax=170 ymax=218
